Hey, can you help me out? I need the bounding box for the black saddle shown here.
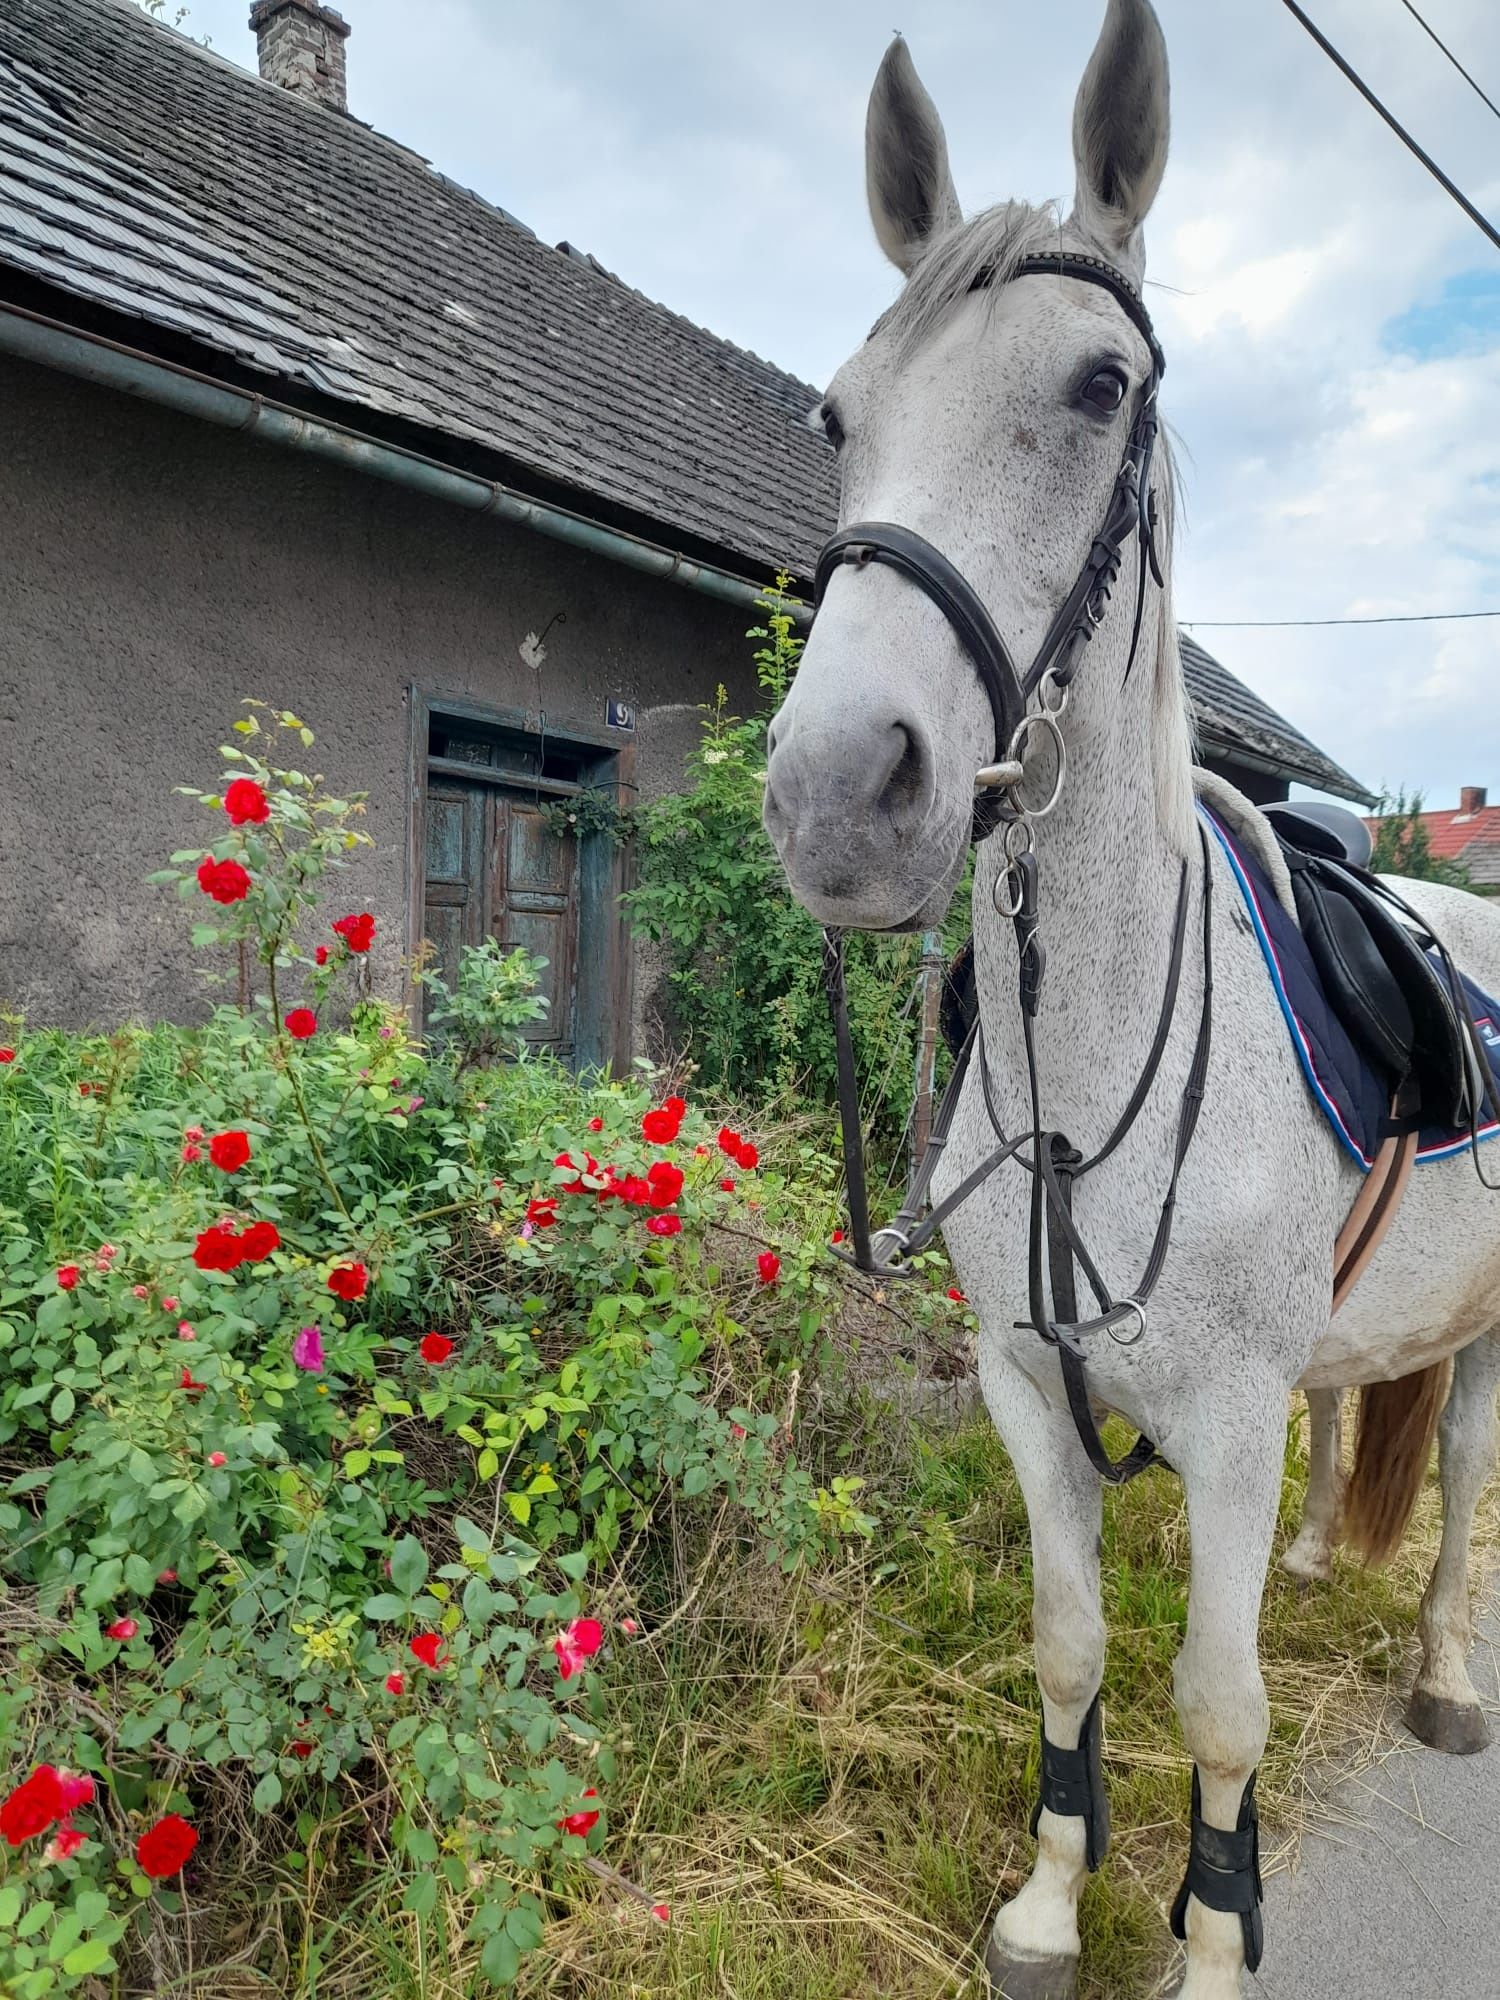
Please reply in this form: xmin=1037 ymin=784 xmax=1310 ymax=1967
xmin=1264 ymin=811 xmax=1478 ymax=1133
xmin=1262 ymin=801 xmax=1372 ymax=870
xmin=939 ymin=802 xmax=1484 ymax=1139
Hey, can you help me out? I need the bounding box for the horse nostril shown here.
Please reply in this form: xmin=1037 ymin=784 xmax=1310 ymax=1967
xmin=876 ymin=723 xmax=928 ymax=821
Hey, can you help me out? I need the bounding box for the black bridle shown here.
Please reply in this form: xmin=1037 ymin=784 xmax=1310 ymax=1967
xmin=815 ymin=251 xmax=1210 ymax=1485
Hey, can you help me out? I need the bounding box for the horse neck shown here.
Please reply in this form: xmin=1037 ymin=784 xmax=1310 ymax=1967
xmin=972 ymin=597 xmax=1197 ymax=1121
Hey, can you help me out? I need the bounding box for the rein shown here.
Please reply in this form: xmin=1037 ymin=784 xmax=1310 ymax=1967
xmin=817 ymin=250 xmax=1203 ymax=1485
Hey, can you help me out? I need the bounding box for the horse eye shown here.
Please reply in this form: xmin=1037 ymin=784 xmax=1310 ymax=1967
xmin=1081 ymin=367 xmax=1127 ymax=415
xmin=821 ymin=404 xmax=846 ymax=451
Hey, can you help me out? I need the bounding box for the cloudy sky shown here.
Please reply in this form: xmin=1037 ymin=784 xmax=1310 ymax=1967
xmin=170 ymin=0 xmax=1498 ymax=807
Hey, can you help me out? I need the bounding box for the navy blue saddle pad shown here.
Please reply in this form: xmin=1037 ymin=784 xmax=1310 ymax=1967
xmin=1200 ymin=804 xmax=1500 ymax=1169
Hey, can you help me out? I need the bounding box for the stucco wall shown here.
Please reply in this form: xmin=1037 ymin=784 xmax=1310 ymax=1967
xmin=0 ymin=355 xmax=763 ymax=1033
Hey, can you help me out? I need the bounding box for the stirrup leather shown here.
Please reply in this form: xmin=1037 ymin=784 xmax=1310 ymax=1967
xmin=1028 ymin=1693 xmax=1110 ymax=1872
xmin=1169 ymin=1768 xmax=1264 ymax=1974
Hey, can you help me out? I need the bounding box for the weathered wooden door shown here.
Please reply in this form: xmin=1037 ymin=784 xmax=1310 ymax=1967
xmin=423 ymin=779 xmax=580 ymax=1062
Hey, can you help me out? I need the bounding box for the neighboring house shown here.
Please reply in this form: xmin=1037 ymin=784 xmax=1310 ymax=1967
xmin=1369 ymin=787 xmax=1500 ymax=893
xmin=0 ymin=0 xmax=1372 ymax=1059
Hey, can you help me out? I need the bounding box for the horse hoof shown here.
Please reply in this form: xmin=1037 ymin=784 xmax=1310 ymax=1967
xmin=1405 ymin=1687 xmax=1492 ymax=1756
xmin=983 ymin=1940 xmax=1079 ymax=2000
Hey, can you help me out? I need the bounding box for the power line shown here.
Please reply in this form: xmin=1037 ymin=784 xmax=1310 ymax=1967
xmin=1183 ymin=609 xmax=1500 ymax=628
xmin=1398 ymin=0 xmax=1500 ymax=124
xmin=1277 ymin=0 xmax=1500 ymax=254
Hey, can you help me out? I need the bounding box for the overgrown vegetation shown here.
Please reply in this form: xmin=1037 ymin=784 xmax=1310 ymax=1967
xmin=0 ymin=708 xmax=928 ymax=1996
xmin=627 ymin=579 xmax=970 ymax=1124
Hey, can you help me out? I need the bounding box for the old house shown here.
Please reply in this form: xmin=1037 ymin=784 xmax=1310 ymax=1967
xmin=0 ymin=0 xmax=1372 ymax=1062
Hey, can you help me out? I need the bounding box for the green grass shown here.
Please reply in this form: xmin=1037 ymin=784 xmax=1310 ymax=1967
xmin=129 ymin=1395 xmax=1483 ymax=2000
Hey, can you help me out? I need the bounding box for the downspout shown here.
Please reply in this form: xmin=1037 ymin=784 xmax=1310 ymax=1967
xmin=0 ymin=303 xmax=815 ymax=628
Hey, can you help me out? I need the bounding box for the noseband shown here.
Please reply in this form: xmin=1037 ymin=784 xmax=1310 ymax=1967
xmin=814 ymin=253 xmax=1165 ymax=833
xmin=814 ymin=250 xmax=1215 ymax=1489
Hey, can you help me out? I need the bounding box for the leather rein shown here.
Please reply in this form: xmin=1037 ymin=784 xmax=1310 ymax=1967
xmin=816 ymin=251 xmax=1207 ymax=1485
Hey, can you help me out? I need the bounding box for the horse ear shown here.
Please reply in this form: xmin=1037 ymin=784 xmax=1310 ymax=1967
xmin=866 ymin=38 xmax=961 ymax=275
xmin=1069 ymin=0 xmax=1170 ymax=261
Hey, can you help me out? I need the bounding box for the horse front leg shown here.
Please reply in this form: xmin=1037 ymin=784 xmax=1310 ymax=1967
xmin=1169 ymin=1398 xmax=1285 ymax=2000
xmin=1280 ymin=1386 xmax=1344 ymax=1583
xmin=979 ymin=1356 xmax=1105 ymax=2000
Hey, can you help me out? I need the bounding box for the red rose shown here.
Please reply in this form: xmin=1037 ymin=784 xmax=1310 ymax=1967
xmin=222 ymin=777 xmax=270 ymax=826
xmin=717 ymin=1126 xmax=741 ymax=1157
xmin=587 ymin=1116 xmax=604 ymax=1132
xmin=180 ymin=1365 xmax=207 ymax=1394
xmin=525 ymin=1197 xmax=559 ymax=1228
xmin=0 ymin=1049 xmax=14 ymax=1063
xmin=181 ymin=1143 xmax=202 ymax=1163
xmin=106 ymin=1618 xmax=139 ymax=1642
xmin=616 ymin=1175 xmax=651 ymax=1207
xmin=552 ymin=1616 xmax=604 ymax=1680
xmin=384 ymin=1671 xmax=404 ymax=1695
xmin=135 ymin=1812 xmax=197 ymax=1879
xmin=947 ymin=1286 xmax=966 ymax=1303
xmin=557 ymin=1788 xmax=600 ymax=1838
xmin=283 ymin=1008 xmax=317 ymax=1040
xmin=645 ymin=1214 xmax=682 ymax=1237
xmin=554 ymin=1152 xmax=600 ymax=1196
xmin=1 ymin=1765 xmax=67 ymax=1846
xmin=831 ymin=1229 xmax=845 ymax=1244
xmin=664 ymin=1095 xmax=686 ymax=1118
xmin=314 ymin=945 xmax=329 ymax=967
xmin=720 ymin=1178 xmax=735 ymax=1193
xmin=207 ymin=1451 xmax=227 ymax=1468
xmin=756 ymin=1252 xmax=781 ymax=1286
xmin=332 ymin=912 xmax=377 ymax=953
xmin=239 ymin=1220 xmax=280 ymax=1262
xmin=326 ymin=1261 xmax=368 ymax=1302
xmin=56 ymin=1264 xmax=80 ymax=1291
xmin=45 ymin=1823 xmax=87 ymax=1862
xmin=419 ymin=1331 xmax=454 ymax=1365
xmin=640 ymin=1108 xmax=677 ymax=1145
xmin=196 ymin=855 xmax=251 ymax=904
xmin=646 ymin=1161 xmax=684 ymax=1208
xmin=55 ymin=1774 xmax=94 ymax=1816
xmin=193 ymin=1224 xmax=244 ymax=1272
xmin=735 ymin=1142 xmax=759 ymax=1171
xmin=208 ymin=1129 xmax=251 ymax=1173
xmin=410 ymin=1632 xmax=449 ymax=1669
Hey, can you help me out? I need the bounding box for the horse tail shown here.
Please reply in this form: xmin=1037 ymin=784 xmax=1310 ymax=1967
xmin=1342 ymin=1359 xmax=1452 ymax=1567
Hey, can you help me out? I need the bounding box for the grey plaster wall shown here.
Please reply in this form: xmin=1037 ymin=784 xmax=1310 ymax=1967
xmin=0 ymin=355 xmax=763 ymax=1033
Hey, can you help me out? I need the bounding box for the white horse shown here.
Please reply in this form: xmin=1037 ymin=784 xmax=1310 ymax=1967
xmin=763 ymin=5 xmax=1500 ymax=1994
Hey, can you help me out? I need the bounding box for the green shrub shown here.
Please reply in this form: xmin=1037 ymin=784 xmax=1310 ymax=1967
xmin=626 ymin=579 xmax=971 ymax=1128
xmin=0 ymin=707 xmax=875 ymax=1995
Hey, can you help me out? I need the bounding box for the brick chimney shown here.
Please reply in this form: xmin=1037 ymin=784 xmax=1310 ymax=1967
xmin=249 ymin=0 xmax=350 ymax=112
xmin=1459 ymin=785 xmax=1488 ymax=815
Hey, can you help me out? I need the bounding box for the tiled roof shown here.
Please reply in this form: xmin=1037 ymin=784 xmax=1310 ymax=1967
xmin=1180 ymin=634 xmax=1374 ymax=806
xmin=0 ymin=0 xmax=1371 ymax=805
xmin=1381 ymin=802 xmax=1500 ymax=862
xmin=0 ymin=0 xmax=837 ymax=575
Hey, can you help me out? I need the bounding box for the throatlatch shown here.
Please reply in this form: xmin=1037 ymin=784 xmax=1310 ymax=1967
xmin=1029 ymin=1693 xmax=1110 ymax=1873
xmin=1169 ymin=1769 xmax=1264 ymax=1974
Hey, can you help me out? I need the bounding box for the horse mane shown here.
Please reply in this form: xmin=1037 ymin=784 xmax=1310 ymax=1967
xmin=882 ymin=200 xmax=1197 ymax=857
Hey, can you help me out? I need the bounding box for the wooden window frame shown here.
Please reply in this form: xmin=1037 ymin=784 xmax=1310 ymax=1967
xmin=405 ymin=688 xmax=636 ymax=1074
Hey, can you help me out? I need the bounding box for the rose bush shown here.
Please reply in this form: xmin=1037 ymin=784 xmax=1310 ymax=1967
xmin=0 ymin=707 xmax=904 ymax=1996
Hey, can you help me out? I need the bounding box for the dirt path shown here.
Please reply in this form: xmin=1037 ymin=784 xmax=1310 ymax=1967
xmin=1249 ymin=1577 xmax=1499 ymax=2000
